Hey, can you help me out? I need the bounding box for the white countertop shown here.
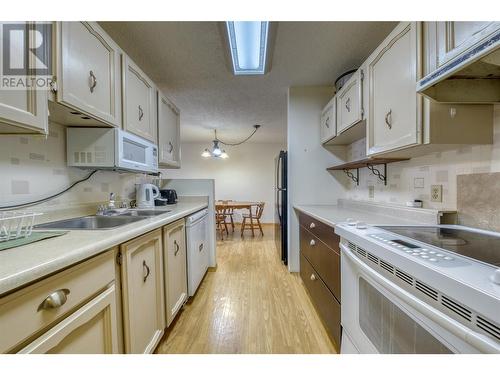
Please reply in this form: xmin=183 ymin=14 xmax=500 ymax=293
xmin=294 ymin=204 xmax=429 ymax=228
xmin=0 ymin=200 xmax=208 ymax=296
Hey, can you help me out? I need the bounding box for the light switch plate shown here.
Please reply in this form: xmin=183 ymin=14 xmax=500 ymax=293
xmin=431 ymin=185 xmax=442 ymax=202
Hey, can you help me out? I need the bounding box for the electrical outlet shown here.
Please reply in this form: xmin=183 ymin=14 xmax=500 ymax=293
xmin=368 ymin=185 xmax=375 ymax=199
xmin=431 ymin=185 xmax=442 ymax=202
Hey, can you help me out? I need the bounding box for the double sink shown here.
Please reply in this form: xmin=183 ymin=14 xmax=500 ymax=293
xmin=35 ymin=210 xmax=171 ymax=230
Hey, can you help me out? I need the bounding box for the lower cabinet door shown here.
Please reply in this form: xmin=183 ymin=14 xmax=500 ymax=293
xmin=300 ymin=254 xmax=341 ymax=350
xmin=120 ymin=229 xmax=165 ymax=353
xmin=164 ymin=219 xmax=188 ymax=326
xmin=18 ymin=285 xmax=119 ymax=354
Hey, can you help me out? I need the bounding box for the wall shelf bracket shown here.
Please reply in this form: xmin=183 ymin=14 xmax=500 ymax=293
xmin=366 ymin=163 xmax=387 ymax=185
xmin=343 ymin=168 xmax=359 ymax=185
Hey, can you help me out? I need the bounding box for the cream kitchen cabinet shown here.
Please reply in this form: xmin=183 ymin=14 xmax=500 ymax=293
xmin=320 ymin=96 xmax=336 ymax=143
xmin=0 ymin=250 xmax=118 ymax=354
xmin=163 ymin=219 xmax=188 ymax=326
xmin=18 ymin=285 xmax=119 ymax=354
xmin=158 ymin=91 xmax=181 ymax=168
xmin=365 ymin=22 xmax=422 ymax=156
xmin=122 ymin=55 xmax=157 ymax=143
xmin=0 ymin=22 xmax=48 ymax=135
xmin=51 ymin=22 xmax=122 ymax=127
xmin=336 ymin=68 xmax=364 ymax=134
xmin=120 ymin=229 xmax=165 ymax=354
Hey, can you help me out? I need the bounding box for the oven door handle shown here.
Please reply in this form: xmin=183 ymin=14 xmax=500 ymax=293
xmin=341 ymin=243 xmax=500 ymax=354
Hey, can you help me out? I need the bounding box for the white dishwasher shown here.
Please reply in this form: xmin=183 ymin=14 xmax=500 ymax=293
xmin=186 ymin=209 xmax=209 ymax=296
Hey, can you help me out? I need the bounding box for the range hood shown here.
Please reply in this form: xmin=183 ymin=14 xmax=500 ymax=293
xmin=418 ymin=29 xmax=500 ymax=103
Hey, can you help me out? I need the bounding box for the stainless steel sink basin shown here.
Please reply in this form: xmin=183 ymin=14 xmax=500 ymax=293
xmin=34 ymin=215 xmax=146 ymax=230
xmin=118 ymin=210 xmax=171 ymax=217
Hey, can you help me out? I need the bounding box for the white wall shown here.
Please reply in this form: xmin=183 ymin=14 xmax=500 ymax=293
xmin=164 ymin=142 xmax=285 ymax=223
xmin=287 ymin=87 xmax=347 ymax=272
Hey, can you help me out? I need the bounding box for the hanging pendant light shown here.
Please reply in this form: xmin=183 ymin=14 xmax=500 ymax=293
xmin=201 ymin=125 xmax=260 ymax=159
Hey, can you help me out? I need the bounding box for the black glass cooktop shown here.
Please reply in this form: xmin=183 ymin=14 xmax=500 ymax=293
xmin=378 ymin=226 xmax=500 ymax=267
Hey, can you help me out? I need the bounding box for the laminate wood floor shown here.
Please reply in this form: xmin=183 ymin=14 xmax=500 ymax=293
xmin=155 ymin=225 xmax=336 ymax=354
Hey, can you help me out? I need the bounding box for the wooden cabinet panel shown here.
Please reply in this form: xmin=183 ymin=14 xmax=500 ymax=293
xmin=18 ymin=285 xmax=119 ymax=354
xmin=300 ymin=226 xmax=340 ymax=302
xmin=55 ymin=22 xmax=122 ymax=127
xmin=0 ymin=250 xmax=116 ymax=353
xmin=366 ymin=22 xmax=422 ymax=156
xmin=320 ymin=96 xmax=336 ymax=143
xmin=300 ymin=254 xmax=341 ymax=350
xmin=122 ymin=55 xmax=157 ymax=143
xmin=0 ymin=22 xmax=48 ymax=134
xmin=298 ymin=211 xmax=338 ymax=247
xmin=163 ymin=219 xmax=188 ymax=326
xmin=158 ymin=91 xmax=181 ymax=168
xmin=336 ymin=69 xmax=363 ymax=134
xmin=120 ymin=229 xmax=165 ymax=353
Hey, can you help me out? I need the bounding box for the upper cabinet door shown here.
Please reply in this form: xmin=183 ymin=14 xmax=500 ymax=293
xmin=122 ymin=55 xmax=157 ymax=143
xmin=56 ymin=22 xmax=122 ymax=127
xmin=0 ymin=22 xmax=48 ymax=135
xmin=366 ymin=22 xmax=422 ymax=156
xmin=158 ymin=92 xmax=181 ymax=168
xmin=336 ymin=69 xmax=363 ymax=134
xmin=320 ymin=96 xmax=336 ymax=143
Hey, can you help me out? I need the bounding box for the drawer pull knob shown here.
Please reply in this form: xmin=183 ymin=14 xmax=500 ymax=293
xmin=309 ymin=222 xmax=316 ymax=229
xmin=89 ymin=70 xmax=97 ymax=93
xmin=138 ymin=105 xmax=144 ymax=121
xmin=345 ymin=97 xmax=351 ymax=112
xmin=199 ymin=243 xmax=204 ymax=252
xmin=37 ymin=289 xmax=70 ymax=311
xmin=310 ymin=274 xmax=316 ymax=281
xmin=385 ymin=109 xmax=392 ymax=129
xmin=143 ymin=260 xmax=151 ymax=283
xmin=174 ymin=240 xmax=180 ymax=256
xmin=309 ymin=239 xmax=316 ymax=246
xmin=168 ymin=141 xmax=174 ymax=153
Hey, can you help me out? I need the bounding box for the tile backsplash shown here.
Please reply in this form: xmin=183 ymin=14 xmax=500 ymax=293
xmin=0 ymin=122 xmax=152 ymax=210
xmin=344 ymin=105 xmax=500 ymax=211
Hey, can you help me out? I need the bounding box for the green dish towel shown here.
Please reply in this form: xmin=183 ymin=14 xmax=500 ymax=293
xmin=0 ymin=231 xmax=68 ymax=251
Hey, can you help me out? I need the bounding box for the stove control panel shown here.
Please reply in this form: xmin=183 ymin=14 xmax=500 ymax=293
xmin=368 ymin=233 xmax=467 ymax=267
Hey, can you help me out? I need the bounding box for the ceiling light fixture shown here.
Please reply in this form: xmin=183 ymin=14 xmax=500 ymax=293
xmin=201 ymin=125 xmax=261 ymax=159
xmin=226 ymin=21 xmax=270 ymax=75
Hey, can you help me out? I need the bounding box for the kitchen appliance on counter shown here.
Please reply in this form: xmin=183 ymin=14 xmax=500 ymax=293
xmin=155 ymin=189 xmax=178 ymax=206
xmin=136 ymin=183 xmax=160 ymax=208
xmin=186 ymin=209 xmax=209 ymax=296
xmin=67 ymin=128 xmax=158 ymax=174
xmin=336 ymin=222 xmax=500 ymax=354
xmin=275 ymin=150 xmax=287 ymax=265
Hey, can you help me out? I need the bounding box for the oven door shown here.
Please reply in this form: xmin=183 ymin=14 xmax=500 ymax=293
xmin=340 ymin=242 xmax=494 ymax=354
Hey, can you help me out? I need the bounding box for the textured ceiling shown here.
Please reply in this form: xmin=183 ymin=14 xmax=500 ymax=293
xmin=100 ymin=21 xmax=397 ymax=144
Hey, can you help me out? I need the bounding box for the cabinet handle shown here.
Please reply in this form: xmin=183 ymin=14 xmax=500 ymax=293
xmin=385 ymin=109 xmax=392 ymax=129
xmin=37 ymin=289 xmax=70 ymax=312
xmin=199 ymin=243 xmax=204 ymax=252
xmin=143 ymin=260 xmax=151 ymax=283
xmin=89 ymin=70 xmax=97 ymax=93
xmin=309 ymin=239 xmax=316 ymax=246
xmin=168 ymin=141 xmax=174 ymax=153
xmin=345 ymin=97 xmax=351 ymax=112
xmin=310 ymin=274 xmax=316 ymax=281
xmin=174 ymin=240 xmax=180 ymax=256
xmin=325 ymin=116 xmax=330 ymax=129
xmin=138 ymin=105 xmax=144 ymax=121
xmin=309 ymin=222 xmax=316 ymax=229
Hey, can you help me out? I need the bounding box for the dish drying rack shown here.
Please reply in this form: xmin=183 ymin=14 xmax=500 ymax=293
xmin=0 ymin=211 xmax=43 ymax=242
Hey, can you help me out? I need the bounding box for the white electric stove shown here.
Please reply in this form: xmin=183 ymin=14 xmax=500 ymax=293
xmin=335 ymin=221 xmax=500 ymax=354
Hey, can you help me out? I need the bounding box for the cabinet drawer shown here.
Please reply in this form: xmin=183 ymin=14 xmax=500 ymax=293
xmin=336 ymin=69 xmax=363 ymax=134
xmin=300 ymin=226 xmax=340 ymax=301
xmin=298 ymin=211 xmax=338 ymax=247
xmin=300 ymin=254 xmax=341 ymax=350
xmin=0 ymin=250 xmax=116 ymax=353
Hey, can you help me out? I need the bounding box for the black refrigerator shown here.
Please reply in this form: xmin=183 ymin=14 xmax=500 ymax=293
xmin=275 ymin=150 xmax=288 ymax=265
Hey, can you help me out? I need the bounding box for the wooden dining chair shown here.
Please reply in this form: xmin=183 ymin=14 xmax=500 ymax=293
xmin=215 ymin=206 xmax=230 ymax=240
xmin=225 ymin=200 xmax=235 ymax=233
xmin=241 ymin=202 xmax=265 ymax=237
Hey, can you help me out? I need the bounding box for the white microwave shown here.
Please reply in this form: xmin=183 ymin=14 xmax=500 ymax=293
xmin=67 ymin=128 xmax=158 ymax=174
